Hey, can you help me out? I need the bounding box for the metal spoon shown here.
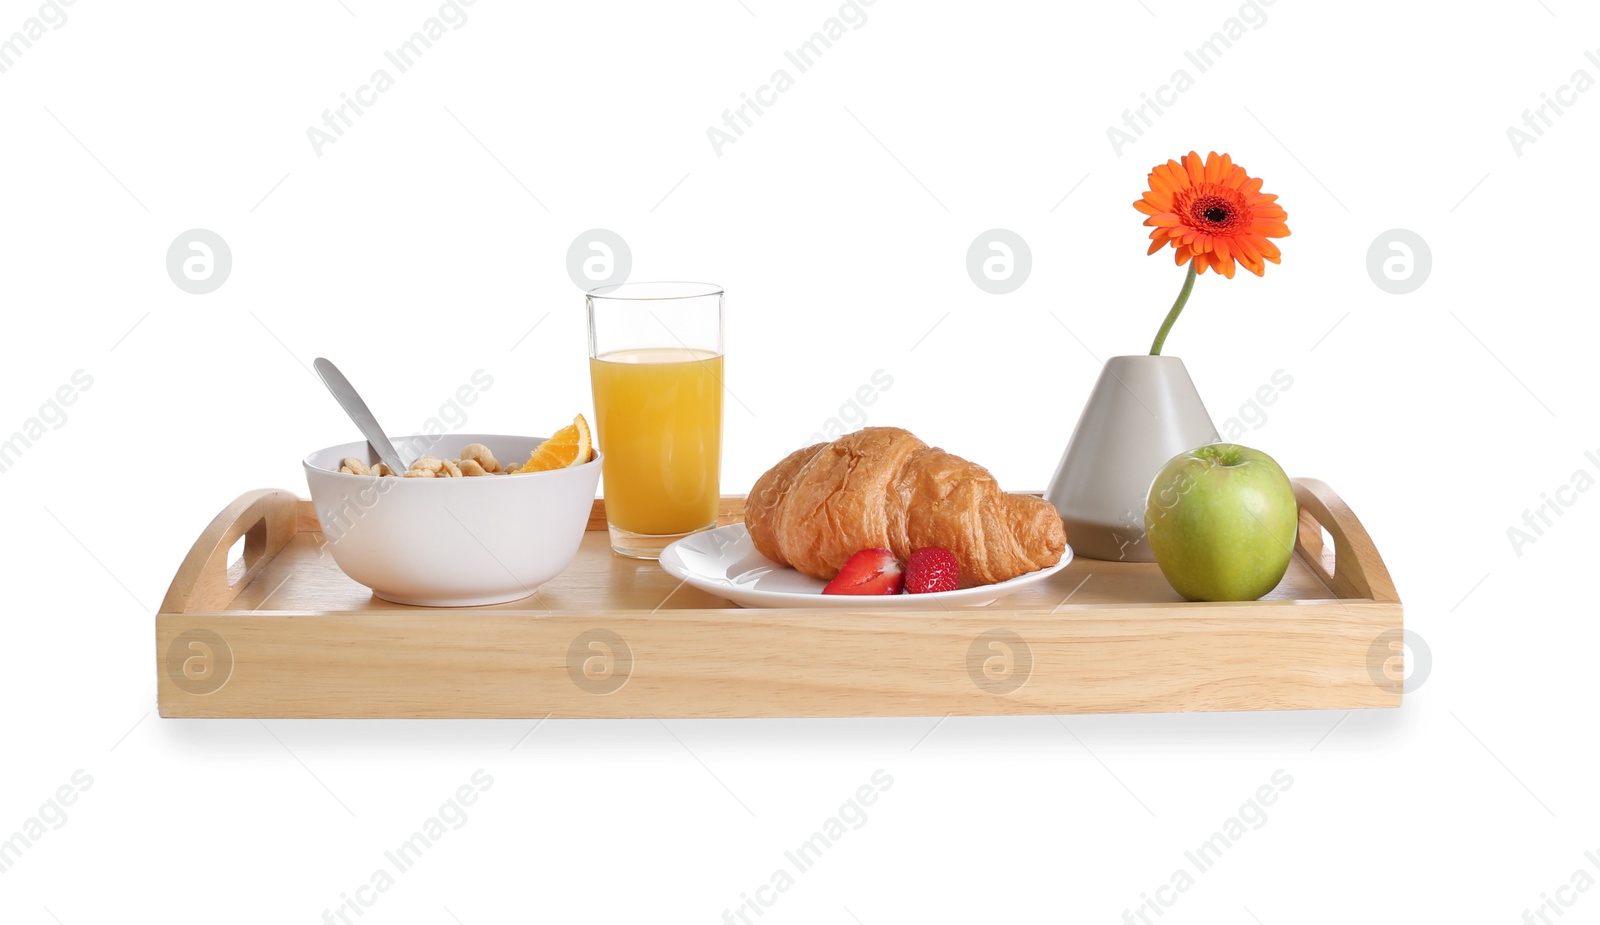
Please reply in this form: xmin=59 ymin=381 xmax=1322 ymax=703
xmin=313 ymin=357 xmax=410 ymax=474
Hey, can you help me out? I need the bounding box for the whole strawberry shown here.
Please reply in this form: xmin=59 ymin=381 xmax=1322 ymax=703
xmin=904 ymin=547 xmax=960 ymax=594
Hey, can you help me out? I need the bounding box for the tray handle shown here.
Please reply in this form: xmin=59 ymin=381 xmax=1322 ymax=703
xmin=159 ymin=489 xmax=301 ymax=614
xmin=1292 ymin=478 xmax=1398 ymax=602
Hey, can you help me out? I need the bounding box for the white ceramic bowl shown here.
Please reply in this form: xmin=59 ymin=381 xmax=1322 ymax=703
xmin=303 ymin=433 xmax=602 ymax=606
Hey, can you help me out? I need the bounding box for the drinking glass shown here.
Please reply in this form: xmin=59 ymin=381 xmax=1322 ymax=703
xmin=587 ymin=281 xmax=725 ymax=558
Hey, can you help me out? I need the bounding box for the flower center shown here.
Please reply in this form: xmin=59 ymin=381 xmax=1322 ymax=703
xmin=1187 ymin=190 xmax=1248 ymax=232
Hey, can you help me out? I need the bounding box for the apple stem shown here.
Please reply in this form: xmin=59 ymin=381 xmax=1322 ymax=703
xmin=1149 ymin=262 xmax=1198 ymax=356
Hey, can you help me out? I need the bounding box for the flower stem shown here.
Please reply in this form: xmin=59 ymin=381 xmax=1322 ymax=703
xmin=1149 ymin=262 xmax=1198 ymax=356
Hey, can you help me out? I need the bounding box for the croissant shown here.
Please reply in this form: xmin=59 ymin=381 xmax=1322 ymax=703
xmin=745 ymin=427 xmax=1067 ymax=586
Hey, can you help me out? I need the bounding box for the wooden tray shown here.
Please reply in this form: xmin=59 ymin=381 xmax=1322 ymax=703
xmin=155 ymin=480 xmax=1402 ymax=718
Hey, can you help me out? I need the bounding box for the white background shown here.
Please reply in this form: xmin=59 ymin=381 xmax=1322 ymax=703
xmin=1 ymin=0 xmax=1594 ymax=922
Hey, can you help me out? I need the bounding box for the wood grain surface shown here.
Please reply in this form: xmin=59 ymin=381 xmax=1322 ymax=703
xmin=156 ymin=482 xmax=1403 ymax=718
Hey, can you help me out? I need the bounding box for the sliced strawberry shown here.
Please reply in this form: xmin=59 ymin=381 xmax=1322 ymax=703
xmin=822 ymin=548 xmax=904 ymax=595
xmin=905 ymin=547 xmax=960 ymax=594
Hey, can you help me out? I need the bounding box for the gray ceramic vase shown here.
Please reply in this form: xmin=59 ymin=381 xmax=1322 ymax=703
xmin=1044 ymin=355 xmax=1219 ymax=562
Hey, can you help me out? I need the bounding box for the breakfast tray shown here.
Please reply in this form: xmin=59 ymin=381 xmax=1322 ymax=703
xmin=155 ymin=480 xmax=1402 ymax=718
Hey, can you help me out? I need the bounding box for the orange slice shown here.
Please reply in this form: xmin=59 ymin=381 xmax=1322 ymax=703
xmin=514 ymin=415 xmax=593 ymax=473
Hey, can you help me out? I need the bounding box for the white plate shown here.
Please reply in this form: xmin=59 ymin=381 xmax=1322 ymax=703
xmin=658 ymin=524 xmax=1073 ymax=610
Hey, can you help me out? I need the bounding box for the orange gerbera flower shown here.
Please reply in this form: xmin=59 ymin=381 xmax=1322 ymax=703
xmin=1135 ymin=151 xmax=1289 ymax=279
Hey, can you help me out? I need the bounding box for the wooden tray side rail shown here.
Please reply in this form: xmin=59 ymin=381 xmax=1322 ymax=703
xmin=1292 ymin=479 xmax=1398 ymax=604
xmin=158 ymin=489 xmax=301 ymax=615
xmin=156 ymin=480 xmax=1403 ymax=718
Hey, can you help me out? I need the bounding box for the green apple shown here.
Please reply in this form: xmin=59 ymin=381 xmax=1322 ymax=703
xmin=1144 ymin=443 xmax=1298 ymax=602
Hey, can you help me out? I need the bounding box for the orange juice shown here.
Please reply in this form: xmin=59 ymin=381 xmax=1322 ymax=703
xmin=590 ymin=347 xmax=724 ymax=536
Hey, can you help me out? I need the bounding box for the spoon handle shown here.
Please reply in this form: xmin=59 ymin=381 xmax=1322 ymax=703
xmin=313 ymin=358 xmax=410 ymax=474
